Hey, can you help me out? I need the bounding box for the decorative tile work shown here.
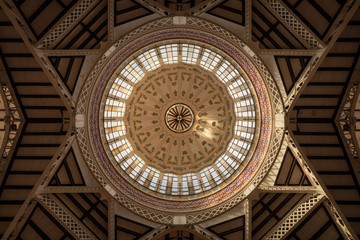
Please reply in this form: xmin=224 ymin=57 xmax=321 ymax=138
xmin=88 ymin=28 xmax=272 ymax=211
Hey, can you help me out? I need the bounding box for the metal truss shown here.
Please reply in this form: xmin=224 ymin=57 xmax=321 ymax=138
xmin=1 ymin=0 xmax=360 ymax=239
xmin=36 ymin=0 xmax=98 ymax=49
xmin=257 ymin=128 xmax=357 ymax=239
xmin=262 ymin=0 xmax=323 ymax=48
xmin=0 ymin=1 xmax=76 ymax=113
xmin=285 ymin=0 xmax=360 ymax=112
xmin=338 ymin=80 xmax=360 ymax=158
xmin=134 ymin=0 xmax=169 ymax=16
xmin=266 ymin=194 xmax=324 ymax=239
xmin=138 ymin=225 xmax=170 ymax=240
xmin=38 ymin=194 xmax=93 ymax=239
xmin=189 ymin=0 xmax=225 ymax=16
xmin=0 ymin=72 xmax=22 ymax=182
xmin=189 ymin=225 xmax=223 ymax=240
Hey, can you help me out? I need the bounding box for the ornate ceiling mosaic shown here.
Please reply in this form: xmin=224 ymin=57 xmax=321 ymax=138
xmin=165 ymin=103 xmax=194 ymax=133
xmin=125 ymin=65 xmax=235 ymax=174
xmin=79 ymin=17 xmax=281 ymax=222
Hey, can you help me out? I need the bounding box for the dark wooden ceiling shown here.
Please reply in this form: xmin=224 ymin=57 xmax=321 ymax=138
xmin=0 ymin=0 xmax=359 ymax=239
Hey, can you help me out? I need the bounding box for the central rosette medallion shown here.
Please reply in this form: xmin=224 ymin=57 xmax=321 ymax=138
xmin=165 ymin=103 xmax=194 ymax=133
xmin=125 ymin=65 xmax=234 ymax=174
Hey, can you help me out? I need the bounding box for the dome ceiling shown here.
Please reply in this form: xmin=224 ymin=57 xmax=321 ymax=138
xmin=124 ymin=65 xmax=236 ymax=174
xmin=100 ymin=41 xmax=261 ymax=199
xmin=82 ymin=22 xmax=278 ymax=219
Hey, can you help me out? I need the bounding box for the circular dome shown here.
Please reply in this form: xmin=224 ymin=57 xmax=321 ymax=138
xmin=124 ymin=64 xmax=235 ymax=175
xmin=100 ymin=41 xmax=261 ymax=199
xmin=91 ymin=31 xmax=268 ymax=205
xmin=77 ymin=18 xmax=282 ymax=223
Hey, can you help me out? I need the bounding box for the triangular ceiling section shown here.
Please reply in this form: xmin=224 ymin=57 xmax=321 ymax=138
xmin=260 ymin=146 xmax=313 ymax=188
xmin=48 ymin=56 xmax=85 ymax=94
xmin=11 ymin=0 xmax=78 ymax=41
xmin=275 ymin=56 xmax=312 ymax=94
xmin=251 ymin=192 xmax=307 ymax=240
xmin=53 ymin=193 xmax=108 ymax=239
xmin=114 ymin=0 xmax=154 ymax=26
xmin=251 ymin=1 xmax=307 ymax=49
xmin=206 ymin=0 xmax=245 ymax=26
xmin=283 ymin=201 xmax=346 ymax=239
xmin=115 ymin=215 xmax=154 ymax=240
xmin=17 ymin=203 xmax=76 ymax=239
xmin=275 ymin=149 xmax=311 ymax=186
xmin=206 ymin=215 xmax=245 ymax=240
xmin=49 ymin=148 xmax=85 ymax=186
xmin=53 ymin=1 xmax=108 ymax=49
